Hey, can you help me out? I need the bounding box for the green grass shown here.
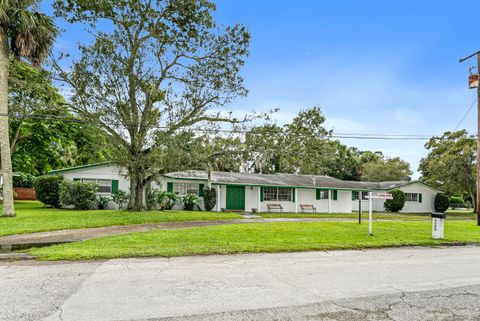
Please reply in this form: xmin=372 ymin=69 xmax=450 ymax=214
xmin=259 ymin=210 xmax=476 ymax=220
xmin=0 ymin=201 xmax=243 ymax=237
xmin=30 ymin=220 xmax=480 ymax=261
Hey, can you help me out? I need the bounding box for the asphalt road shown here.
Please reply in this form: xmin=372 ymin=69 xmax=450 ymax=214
xmin=1 ymin=246 xmax=480 ymax=321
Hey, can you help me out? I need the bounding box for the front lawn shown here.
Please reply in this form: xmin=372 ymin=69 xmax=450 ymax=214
xmin=0 ymin=201 xmax=243 ymax=237
xmin=259 ymin=210 xmax=476 ymax=220
xmin=30 ymin=220 xmax=480 ymax=261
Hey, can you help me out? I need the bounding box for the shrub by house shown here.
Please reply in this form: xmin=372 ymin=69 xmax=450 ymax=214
xmin=34 ymin=175 xmax=63 ymax=208
xmin=59 ymin=180 xmax=98 ymax=210
xmin=384 ymin=189 xmax=406 ymax=212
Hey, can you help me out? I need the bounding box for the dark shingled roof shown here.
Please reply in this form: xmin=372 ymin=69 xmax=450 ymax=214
xmin=164 ymin=171 xmax=441 ymax=191
xmin=343 ymin=180 xmax=415 ymax=190
xmin=165 ymin=171 xmax=370 ymax=190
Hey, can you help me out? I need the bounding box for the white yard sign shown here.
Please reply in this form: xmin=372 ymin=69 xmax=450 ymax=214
xmin=366 ymin=192 xmax=393 ymax=235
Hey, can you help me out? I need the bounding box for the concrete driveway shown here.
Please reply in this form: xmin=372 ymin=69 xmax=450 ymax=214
xmin=1 ymin=246 xmax=480 ymax=321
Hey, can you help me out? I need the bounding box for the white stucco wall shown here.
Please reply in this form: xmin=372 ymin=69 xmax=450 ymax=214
xmin=61 ymin=164 xmax=129 ymax=209
xmin=350 ymin=183 xmax=440 ymax=213
xmin=159 ymin=183 xmax=356 ymax=214
xmin=398 ymin=183 xmax=438 ymax=213
xmin=159 ymin=178 xmax=207 ymax=211
xmin=245 ymin=186 xmax=260 ymax=212
xmin=294 ymin=189 xmax=351 ymax=213
xmin=351 ymin=190 xmax=385 ymax=212
xmin=217 ymin=184 xmax=227 ymax=211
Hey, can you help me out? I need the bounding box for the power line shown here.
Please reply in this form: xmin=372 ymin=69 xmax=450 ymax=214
xmin=454 ymin=96 xmax=477 ymax=131
xmin=0 ymin=112 xmax=438 ymax=140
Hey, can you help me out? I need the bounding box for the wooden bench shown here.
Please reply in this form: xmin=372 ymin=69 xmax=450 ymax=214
xmin=267 ymin=203 xmax=283 ymax=212
xmin=300 ymin=204 xmax=317 ymax=213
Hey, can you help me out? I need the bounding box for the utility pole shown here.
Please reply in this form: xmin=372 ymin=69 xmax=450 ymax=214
xmin=459 ymin=51 xmax=480 ymax=226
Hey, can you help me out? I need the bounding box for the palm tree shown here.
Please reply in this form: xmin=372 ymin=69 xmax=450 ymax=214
xmin=0 ymin=0 xmax=56 ymax=217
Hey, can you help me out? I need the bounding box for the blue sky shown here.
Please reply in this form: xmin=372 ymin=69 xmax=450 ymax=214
xmin=44 ymin=1 xmax=480 ymax=178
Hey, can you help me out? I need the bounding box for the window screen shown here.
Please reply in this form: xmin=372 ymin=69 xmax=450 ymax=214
xmin=263 ymin=187 xmax=292 ymax=201
xmin=354 ymin=191 xmax=369 ymax=200
xmin=173 ymin=183 xmax=199 ymax=196
xmin=80 ymin=178 xmax=112 ymax=193
xmin=405 ymin=193 xmax=418 ymax=202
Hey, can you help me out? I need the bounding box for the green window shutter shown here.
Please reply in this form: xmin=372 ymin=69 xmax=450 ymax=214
xmin=111 ymin=180 xmax=119 ymax=193
xmin=260 ymin=186 xmax=264 ymax=202
xmin=316 ymin=189 xmax=320 ymax=200
xmin=352 ymin=191 xmax=356 ymax=201
xmin=292 ymin=188 xmax=295 ymax=202
xmin=199 ymin=184 xmax=205 ymax=197
xmin=332 ymin=190 xmax=338 ymax=201
xmin=73 ymin=178 xmax=80 ymax=182
xmin=167 ymin=182 xmax=173 ymax=193
xmin=419 ymin=193 xmax=422 ymax=203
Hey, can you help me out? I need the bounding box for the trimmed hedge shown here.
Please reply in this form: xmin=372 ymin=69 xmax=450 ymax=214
xmin=34 ymin=175 xmax=63 ymax=208
xmin=384 ymin=189 xmax=406 ymax=212
xmin=435 ymin=193 xmax=450 ymax=213
xmin=203 ymin=187 xmax=217 ymax=211
xmin=449 ymin=196 xmax=465 ymax=205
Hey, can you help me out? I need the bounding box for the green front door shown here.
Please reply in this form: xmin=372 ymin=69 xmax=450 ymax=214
xmin=226 ymin=185 xmax=245 ymax=210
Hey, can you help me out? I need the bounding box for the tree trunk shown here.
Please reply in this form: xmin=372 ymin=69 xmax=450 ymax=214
xmin=207 ymin=166 xmax=212 ymax=190
xmin=128 ymin=172 xmax=146 ymax=211
xmin=471 ymin=191 xmax=477 ymax=213
xmin=0 ymin=34 xmax=14 ymax=217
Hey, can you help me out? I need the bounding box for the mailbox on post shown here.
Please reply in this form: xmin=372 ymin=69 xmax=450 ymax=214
xmin=431 ymin=212 xmax=446 ymax=239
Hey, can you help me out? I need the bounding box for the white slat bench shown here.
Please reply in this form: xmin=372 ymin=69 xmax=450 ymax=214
xmin=267 ymin=204 xmax=283 ymax=212
xmin=300 ymin=204 xmax=317 ymax=213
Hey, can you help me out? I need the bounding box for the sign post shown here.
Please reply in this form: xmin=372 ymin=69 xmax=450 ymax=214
xmin=368 ymin=192 xmax=373 ymax=235
xmin=366 ymin=192 xmax=393 ymax=236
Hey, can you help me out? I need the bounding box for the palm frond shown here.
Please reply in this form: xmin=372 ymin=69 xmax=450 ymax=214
xmin=1 ymin=0 xmax=57 ymax=64
xmin=13 ymin=10 xmax=57 ymax=64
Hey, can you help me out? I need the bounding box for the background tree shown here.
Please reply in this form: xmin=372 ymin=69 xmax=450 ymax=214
xmin=0 ymin=0 xmax=57 ymax=216
xmin=9 ymin=59 xmax=110 ymax=175
xmin=322 ymin=142 xmax=361 ymax=180
xmin=54 ymin=0 xmax=251 ymax=210
xmin=281 ymin=106 xmax=333 ymax=174
xmin=243 ymin=124 xmax=284 ymax=173
xmin=360 ymin=156 xmax=412 ymax=182
xmin=419 ymin=130 xmax=476 ymax=211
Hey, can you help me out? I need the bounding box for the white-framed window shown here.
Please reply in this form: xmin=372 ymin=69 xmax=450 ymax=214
xmin=405 ymin=193 xmax=418 ymax=202
xmin=173 ymin=183 xmax=199 ymax=196
xmin=263 ymin=187 xmax=292 ymax=201
xmin=353 ymin=191 xmax=369 ymax=200
xmin=319 ymin=190 xmax=329 ymax=199
xmin=80 ymin=178 xmax=112 ymax=193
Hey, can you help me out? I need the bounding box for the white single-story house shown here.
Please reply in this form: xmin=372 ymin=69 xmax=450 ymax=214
xmin=49 ymin=162 xmax=442 ymax=213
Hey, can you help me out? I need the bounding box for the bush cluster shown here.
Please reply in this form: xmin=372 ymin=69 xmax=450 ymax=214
xmin=145 ymin=190 xmax=177 ymax=210
xmin=449 ymin=196 xmax=464 ymax=205
xmin=183 ymin=194 xmax=200 ymax=211
xmin=34 ymin=175 xmax=63 ymax=208
xmin=112 ymin=190 xmax=129 ymax=209
xmin=434 ymin=193 xmax=450 ymax=213
xmin=383 ymin=189 xmax=406 ymax=212
xmin=203 ymin=187 xmax=216 ymax=211
xmin=59 ymin=180 xmax=98 ymax=210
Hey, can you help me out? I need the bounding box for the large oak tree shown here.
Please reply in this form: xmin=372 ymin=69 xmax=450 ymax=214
xmin=54 ymin=0 xmax=251 ymax=210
